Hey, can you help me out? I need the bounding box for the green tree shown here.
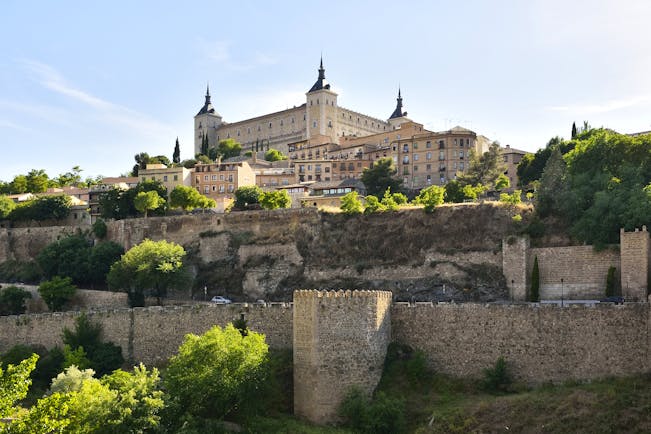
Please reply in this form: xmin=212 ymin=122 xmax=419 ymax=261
xmin=170 ymin=185 xmax=216 ymax=212
xmin=200 ymin=135 xmax=209 ymax=156
xmin=0 ymin=353 xmax=38 ymax=418
xmin=361 ymin=158 xmax=402 ymax=197
xmin=0 ymin=285 xmax=32 ymax=315
xmin=164 ymin=324 xmax=269 ymax=423
xmin=605 ymin=266 xmax=617 ymax=297
xmin=32 ymin=195 xmax=72 ymax=221
xmin=340 ymin=191 xmax=363 ymax=215
xmin=26 ymin=169 xmax=50 ymax=193
xmin=173 ymin=137 xmax=181 ymax=164
xmin=364 ymin=195 xmax=385 ymax=214
xmin=134 ymin=190 xmax=165 ymax=218
xmin=499 ymin=190 xmax=522 ymax=205
xmin=535 ymin=147 xmax=568 ymax=217
xmin=530 ymin=256 xmax=540 ymax=302
xmin=415 ymin=185 xmax=445 ymax=212
xmin=495 ymin=173 xmax=510 ymax=191
xmin=107 ymin=239 xmax=188 ymax=306
xmin=264 ymin=148 xmax=287 ymax=162
xmin=37 ymin=234 xmax=91 ymax=285
xmin=10 ymin=175 xmax=28 ymax=194
xmin=380 ymin=188 xmax=399 ymax=211
xmin=88 ymin=241 xmax=125 ymax=288
xmin=0 ymin=195 xmax=15 ymax=219
xmin=458 ymin=142 xmax=506 ymax=190
xmin=259 ymin=190 xmax=291 ymax=210
xmin=92 ymin=218 xmax=107 ymax=239
xmin=38 ymin=276 xmax=77 ymax=311
xmin=215 ymin=138 xmax=242 ymax=160
xmin=55 ymin=166 xmax=83 ymax=187
xmin=132 ymin=152 xmax=150 ymax=177
xmin=233 ymin=185 xmax=263 ymax=210
xmin=571 ymin=122 xmax=577 ymax=139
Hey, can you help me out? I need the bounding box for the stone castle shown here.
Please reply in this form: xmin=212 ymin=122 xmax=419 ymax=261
xmin=194 ymin=58 xmax=408 ymax=156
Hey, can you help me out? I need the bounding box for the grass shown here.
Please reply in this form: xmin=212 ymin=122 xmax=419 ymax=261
xmin=372 ymin=351 xmax=651 ymax=434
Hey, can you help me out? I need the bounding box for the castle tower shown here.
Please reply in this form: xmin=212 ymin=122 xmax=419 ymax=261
xmin=293 ymin=290 xmax=392 ymax=424
xmin=305 ymin=58 xmax=339 ymax=142
xmin=194 ymin=84 xmax=223 ymax=155
xmin=620 ymin=227 xmax=650 ymax=301
xmin=388 ymin=87 xmax=410 ymax=129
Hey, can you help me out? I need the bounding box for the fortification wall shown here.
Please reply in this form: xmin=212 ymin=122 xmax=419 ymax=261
xmin=0 ymin=303 xmax=293 ymax=366
xmin=621 ymin=227 xmax=651 ymax=301
xmin=293 ymin=290 xmax=392 ymax=424
xmin=392 ymin=302 xmax=650 ymax=383
xmin=0 ymin=226 xmax=76 ymax=263
xmin=528 ymin=245 xmax=620 ymax=300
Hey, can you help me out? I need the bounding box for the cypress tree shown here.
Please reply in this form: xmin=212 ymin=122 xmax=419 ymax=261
xmin=571 ymin=122 xmax=577 ymax=139
xmin=201 ymin=135 xmax=209 ymax=156
xmin=530 ymin=256 xmax=540 ymax=302
xmin=173 ymin=137 xmax=181 ymax=164
xmin=605 ymin=266 xmax=616 ymax=297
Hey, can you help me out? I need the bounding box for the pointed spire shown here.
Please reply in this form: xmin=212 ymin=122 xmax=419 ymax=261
xmin=308 ymin=57 xmax=330 ymax=92
xmin=197 ymin=83 xmax=217 ymax=116
xmin=389 ymin=87 xmax=405 ymax=119
xmin=205 ymin=83 xmax=211 ymax=104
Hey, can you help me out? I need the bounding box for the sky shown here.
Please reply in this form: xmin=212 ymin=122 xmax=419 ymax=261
xmin=1 ymin=0 xmax=651 ymax=182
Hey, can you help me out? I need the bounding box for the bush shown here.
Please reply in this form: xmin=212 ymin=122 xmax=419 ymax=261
xmin=363 ymin=195 xmax=384 ymax=214
xmin=0 ymin=285 xmax=31 ymax=315
xmin=481 ymin=356 xmax=512 ymax=394
xmin=38 ymin=276 xmax=76 ymax=311
xmin=0 ymin=345 xmax=65 ymax=392
xmin=233 ymin=186 xmax=262 ymax=209
xmin=259 ymin=190 xmax=291 ymax=210
xmin=500 ymin=190 xmax=522 ymax=205
xmin=0 ymin=260 xmax=42 ymax=284
xmin=92 ymin=218 xmax=107 ymax=239
xmin=340 ymin=191 xmax=363 ymax=215
xmin=339 ymin=387 xmax=406 ymax=434
xmin=415 ymin=185 xmax=445 ymax=212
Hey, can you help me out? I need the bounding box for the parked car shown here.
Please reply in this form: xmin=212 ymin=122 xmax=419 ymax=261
xmin=600 ymin=296 xmax=624 ymax=304
xmin=210 ymin=296 xmax=232 ymax=304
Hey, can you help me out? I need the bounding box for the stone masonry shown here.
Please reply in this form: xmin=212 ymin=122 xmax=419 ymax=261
xmin=620 ymin=226 xmax=651 ymax=301
xmin=293 ymin=290 xmax=392 ymax=424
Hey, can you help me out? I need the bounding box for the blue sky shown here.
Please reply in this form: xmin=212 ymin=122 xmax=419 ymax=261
xmin=1 ymin=0 xmax=650 ymax=181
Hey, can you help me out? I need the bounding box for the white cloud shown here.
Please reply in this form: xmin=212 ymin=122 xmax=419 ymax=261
xmin=19 ymin=59 xmax=174 ymax=140
xmin=198 ymin=38 xmax=278 ymax=71
xmin=547 ymin=95 xmax=651 ymax=114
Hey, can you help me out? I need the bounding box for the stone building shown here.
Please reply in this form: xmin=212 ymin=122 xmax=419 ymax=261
xmin=194 ymin=59 xmax=398 ymax=156
xmin=138 ymin=164 xmax=192 ymax=197
xmin=193 ymin=161 xmax=255 ymax=207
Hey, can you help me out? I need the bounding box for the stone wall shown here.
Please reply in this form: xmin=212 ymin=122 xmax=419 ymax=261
xmin=502 ymin=236 xmax=529 ymax=301
xmin=0 ymin=226 xmax=76 ymax=263
xmin=621 ymin=227 xmax=651 ymax=301
xmin=293 ymin=290 xmax=392 ymax=424
xmin=391 ymin=301 xmax=650 ymax=383
xmin=0 ymin=303 xmax=293 ymax=366
xmin=528 ymin=245 xmax=620 ymax=300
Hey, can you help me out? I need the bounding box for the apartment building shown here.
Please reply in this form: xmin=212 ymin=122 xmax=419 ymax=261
xmin=138 ymin=164 xmax=192 ymax=196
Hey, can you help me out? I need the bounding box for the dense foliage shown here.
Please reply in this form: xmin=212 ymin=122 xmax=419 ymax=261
xmin=259 ymin=190 xmax=291 ymax=210
xmin=0 ymin=354 xmax=38 ymax=418
xmin=361 ymin=158 xmax=403 ymax=197
xmin=414 ymin=185 xmax=445 ymax=212
xmin=0 ymin=285 xmax=31 ymax=315
xmin=38 ymin=276 xmax=77 ymax=311
xmin=233 ymin=185 xmax=263 ymax=210
xmin=169 ymin=185 xmax=216 ymax=211
xmin=6 ymin=195 xmax=72 ymax=222
xmin=264 ymin=148 xmax=288 ymax=162
xmin=107 ymin=239 xmax=188 ymax=306
xmin=340 ymin=191 xmax=363 ymax=214
xmin=99 ymin=180 xmax=167 ymax=220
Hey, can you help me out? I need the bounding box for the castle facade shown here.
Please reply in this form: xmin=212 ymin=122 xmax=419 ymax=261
xmin=194 ymin=59 xmax=410 ymax=156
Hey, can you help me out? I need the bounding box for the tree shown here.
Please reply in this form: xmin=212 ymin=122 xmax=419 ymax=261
xmin=571 ymin=122 xmax=577 ymax=139
xmin=134 ymin=190 xmax=165 ymax=218
xmin=38 ymin=276 xmax=77 ymax=311
xmin=0 ymin=353 xmax=38 ymax=418
xmin=37 ymin=234 xmax=91 ymax=285
xmin=216 ymin=138 xmax=242 ymax=160
xmin=499 ymin=190 xmax=522 ymax=205
xmin=264 ymin=148 xmax=287 ymax=162
xmin=55 ymin=166 xmax=83 ymax=187
xmin=92 ymin=218 xmax=107 ymax=239
xmin=340 ymin=191 xmax=363 ymax=215
xmin=132 ymin=152 xmax=150 ymax=177
xmin=233 ymin=185 xmax=263 ymax=209
xmin=164 ymin=324 xmax=268 ymax=422
xmin=415 ymin=185 xmax=445 ymax=212
xmin=364 ymin=195 xmax=385 ymax=214
xmin=173 ymin=137 xmax=181 ymax=164
xmin=259 ymin=190 xmax=291 ymax=210
xmin=361 ymin=158 xmax=402 ymax=197
xmin=530 ymin=256 xmax=540 ymax=302
xmin=10 ymin=175 xmax=27 ymax=194
xmin=26 ymin=169 xmax=50 ymax=193
xmin=458 ymin=142 xmax=506 ymax=190
xmin=170 ymin=185 xmax=216 ymax=211
xmin=381 ymin=188 xmax=399 ymax=211
xmin=107 ymin=239 xmax=189 ymax=306
xmin=0 ymin=195 xmax=16 ymax=219
xmin=88 ymin=241 xmax=125 ymax=288
xmin=495 ymin=173 xmax=510 ymax=191
xmin=200 ymin=135 xmax=209 ymax=156
xmin=0 ymin=285 xmax=32 ymax=315
xmin=32 ymin=195 xmax=72 ymax=221
xmin=605 ymin=266 xmax=617 ymax=297
xmin=535 ymin=147 xmax=568 ymax=217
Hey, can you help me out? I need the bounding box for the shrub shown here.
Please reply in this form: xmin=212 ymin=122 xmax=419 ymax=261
xmin=340 ymin=191 xmax=363 ymax=215
xmin=0 ymin=260 xmax=42 ymax=284
xmin=415 ymin=185 xmax=445 ymax=212
xmin=92 ymin=218 xmax=107 ymax=239
xmin=481 ymin=356 xmax=512 ymax=394
xmin=259 ymin=190 xmax=291 ymax=210
xmin=0 ymin=285 xmax=31 ymax=315
xmin=530 ymin=256 xmax=540 ymax=302
xmin=339 ymin=387 xmax=406 ymax=434
xmin=363 ymin=195 xmax=384 ymax=214
xmin=381 ymin=188 xmax=399 ymax=211
xmin=500 ymin=190 xmax=522 ymax=205
xmin=38 ymin=276 xmax=76 ymax=311
xmin=233 ymin=185 xmax=262 ymax=209
xmin=606 ymin=266 xmax=617 ymax=297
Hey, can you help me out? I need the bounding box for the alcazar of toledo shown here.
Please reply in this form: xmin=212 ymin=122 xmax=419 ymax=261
xmin=194 ymin=59 xmax=529 ymax=191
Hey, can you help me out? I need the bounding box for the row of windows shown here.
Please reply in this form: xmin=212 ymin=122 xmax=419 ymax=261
xmin=402 ymin=138 xmax=472 ymax=152
xmin=197 ymin=174 xmax=234 ymax=182
xmin=297 ymin=165 xmax=331 ymax=173
xmin=202 ymin=184 xmax=235 ymax=194
xmin=403 ymin=151 xmax=465 ymax=164
xmin=142 ymin=174 xmax=179 ymax=182
xmin=403 ymin=162 xmax=465 ymax=172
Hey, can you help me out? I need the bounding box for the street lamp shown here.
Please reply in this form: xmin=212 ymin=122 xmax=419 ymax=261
xmin=561 ymin=278 xmax=564 ymax=307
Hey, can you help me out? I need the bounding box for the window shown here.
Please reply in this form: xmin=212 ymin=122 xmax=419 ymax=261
xmin=228 ymin=185 xmax=234 ymax=192
xmin=280 ymin=120 xmax=283 ymax=126
xmin=414 ymin=165 xmax=419 ymax=172
xmin=459 ymin=150 xmax=464 ymax=159
xmin=204 ymin=175 xmax=208 ymax=181
xmin=269 ymin=122 xmax=272 ymax=129
xmin=237 ymin=130 xmax=240 ymax=136
xmin=439 ymin=140 xmax=445 ymax=149
xmin=211 ymin=174 xmax=217 ymax=181
xmin=503 ymin=155 xmax=509 ymax=162
xmin=203 ymin=186 xmax=209 ymax=193
xmin=212 ymin=185 xmax=216 ymax=191
xmin=325 ymin=166 xmax=330 ymax=173
xmin=403 ymin=144 xmax=409 ymax=153
xmin=454 ymin=139 xmax=458 ymax=145
xmin=220 ymin=174 xmax=224 ymax=181
xmin=328 ymin=120 xmax=332 ymax=128
xmin=173 ymin=175 xmax=178 ymax=181
xmin=313 ymin=121 xmax=317 ymax=128
xmin=426 ymin=164 xmax=431 ymax=171
xmin=413 ymin=142 xmax=418 ymax=149
xmin=426 ymin=141 xmax=432 ymax=148
xmin=459 ymin=162 xmax=464 ymax=170
xmin=195 ymin=176 xmax=200 ymax=183
xmin=414 ymin=154 xmax=419 ymax=161
xmin=426 ymin=152 xmax=432 ymax=160
xmin=163 ymin=175 xmax=168 ymax=182
xmin=439 ymin=151 xmax=445 ymax=160
xmin=219 ymin=185 xmax=225 ymax=193
xmin=228 ymin=175 xmax=233 ymax=182
xmin=403 ymin=156 xmax=409 ymax=164
xmin=427 ymin=174 xmax=432 ymax=184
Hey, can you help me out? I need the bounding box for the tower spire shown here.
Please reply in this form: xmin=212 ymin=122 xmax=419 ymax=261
xmin=196 ymin=83 xmax=216 ymax=116
xmin=389 ymin=87 xmax=406 ymax=119
xmin=308 ymin=57 xmax=330 ymax=92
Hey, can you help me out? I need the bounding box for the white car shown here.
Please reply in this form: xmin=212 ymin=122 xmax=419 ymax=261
xmin=210 ymin=296 xmax=232 ymax=304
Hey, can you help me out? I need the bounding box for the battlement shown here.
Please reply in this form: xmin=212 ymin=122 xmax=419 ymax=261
xmin=293 ymin=289 xmax=393 ymax=299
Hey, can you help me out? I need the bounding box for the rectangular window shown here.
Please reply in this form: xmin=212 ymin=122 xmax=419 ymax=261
xmin=173 ymin=175 xmax=178 ymax=181
xmin=414 ymin=165 xmax=419 ymax=172
xmin=414 ymin=154 xmax=419 ymax=161
xmin=203 ymin=186 xmax=209 ymax=193
xmin=228 ymin=175 xmax=233 ymax=182
xmin=426 ymin=164 xmax=431 ymax=171
xmin=212 ymin=185 xmax=216 ymax=191
xmin=426 ymin=141 xmax=432 ymax=148
xmin=220 ymin=174 xmax=224 ymax=181
xmin=212 ymin=174 xmax=217 ymax=181
xmin=204 ymin=175 xmax=208 ymax=181
xmin=413 ymin=142 xmax=418 ymax=149
xmin=503 ymin=155 xmax=509 ymax=162
xmin=219 ymin=185 xmax=225 ymax=193
xmin=459 ymin=162 xmax=465 ymax=171
xmin=426 ymin=152 xmax=432 ymax=160
xmin=163 ymin=175 xmax=168 ymax=182
xmin=439 ymin=151 xmax=445 ymax=160
xmin=228 ymin=185 xmax=234 ymax=192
